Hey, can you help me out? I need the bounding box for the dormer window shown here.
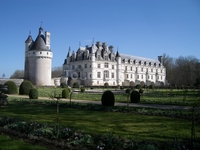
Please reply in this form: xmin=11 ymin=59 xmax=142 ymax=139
xmin=104 ymin=56 xmax=108 ymax=61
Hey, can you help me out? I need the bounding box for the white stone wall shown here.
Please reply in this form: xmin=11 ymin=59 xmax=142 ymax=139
xmin=28 ymin=51 xmax=53 ymax=86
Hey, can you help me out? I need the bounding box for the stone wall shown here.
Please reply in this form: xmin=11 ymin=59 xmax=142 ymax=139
xmin=0 ymin=79 xmax=24 ymax=87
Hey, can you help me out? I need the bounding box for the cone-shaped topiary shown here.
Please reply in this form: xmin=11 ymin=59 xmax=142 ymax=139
xmin=62 ymin=88 xmax=70 ymax=98
xmin=4 ymin=81 xmax=18 ymax=94
xmin=130 ymin=90 xmax=140 ymax=103
xmin=60 ymin=82 xmax=67 ymax=88
xmin=29 ymin=88 xmax=38 ymax=99
xmin=19 ymin=80 xmax=34 ymax=95
xmin=73 ymin=82 xmax=80 ymax=88
xmin=101 ymin=90 xmax=115 ymax=106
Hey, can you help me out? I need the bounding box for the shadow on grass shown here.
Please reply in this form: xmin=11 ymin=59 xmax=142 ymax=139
xmin=1 ymin=101 xmax=199 ymax=141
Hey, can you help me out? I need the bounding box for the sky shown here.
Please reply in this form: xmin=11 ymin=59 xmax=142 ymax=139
xmin=0 ymin=0 xmax=200 ymax=78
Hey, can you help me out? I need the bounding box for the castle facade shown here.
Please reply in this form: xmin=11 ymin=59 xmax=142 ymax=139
xmin=62 ymin=41 xmax=166 ymax=87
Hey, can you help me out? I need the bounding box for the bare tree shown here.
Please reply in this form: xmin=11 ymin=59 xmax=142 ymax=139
xmin=10 ymin=70 xmax=24 ymax=79
xmin=52 ymin=66 xmax=62 ymax=78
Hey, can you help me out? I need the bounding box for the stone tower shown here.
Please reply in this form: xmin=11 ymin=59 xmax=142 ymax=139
xmin=24 ymin=26 xmax=53 ymax=86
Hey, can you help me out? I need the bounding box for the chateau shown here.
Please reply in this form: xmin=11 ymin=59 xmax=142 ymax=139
xmin=24 ymin=26 xmax=53 ymax=86
xmin=62 ymin=42 xmax=166 ymax=87
xmin=23 ymin=26 xmax=166 ymax=87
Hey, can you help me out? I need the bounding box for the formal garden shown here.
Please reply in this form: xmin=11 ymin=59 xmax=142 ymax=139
xmin=0 ymin=80 xmax=200 ymax=149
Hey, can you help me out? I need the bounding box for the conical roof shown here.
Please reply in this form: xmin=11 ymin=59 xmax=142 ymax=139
xmin=25 ymin=35 xmax=33 ymax=43
xmin=29 ymin=34 xmax=49 ymax=51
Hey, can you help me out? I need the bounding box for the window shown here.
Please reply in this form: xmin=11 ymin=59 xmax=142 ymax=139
xmin=151 ymin=69 xmax=153 ymax=72
xmin=112 ymin=65 xmax=114 ymax=69
xmin=40 ymin=52 xmax=42 ymax=54
xmin=111 ymin=57 xmax=115 ymax=61
xmin=161 ymin=76 xmax=163 ymax=80
xmin=112 ymin=73 xmax=114 ymax=78
xmin=97 ymin=72 xmax=101 ymax=78
xmin=104 ymin=56 xmax=108 ymax=61
xmin=33 ymin=52 xmax=35 ymax=54
xmin=104 ymin=62 xmax=109 ymax=68
xmin=72 ymin=65 xmax=74 ymax=69
xmin=151 ymin=75 xmax=153 ymax=79
xmin=131 ymin=67 xmax=132 ymax=71
xmin=141 ymin=75 xmax=143 ymax=79
xmin=78 ymin=72 xmax=80 ymax=78
xmin=97 ymin=81 xmax=99 ymax=84
xmin=85 ymin=64 xmax=87 ymax=68
xmin=85 ymin=72 xmax=87 ymax=78
xmin=141 ymin=68 xmax=143 ymax=71
xmin=131 ymin=74 xmax=132 ymax=78
xmin=127 ymin=74 xmax=129 ymax=78
xmin=146 ymin=68 xmax=148 ymax=72
xmin=97 ymin=55 xmax=101 ymax=60
xmin=158 ymin=76 xmax=159 ymax=79
xmin=137 ymin=75 xmax=139 ymax=79
xmin=148 ymin=75 xmax=149 ymax=79
xmin=125 ymin=66 xmax=127 ymax=71
xmin=98 ymin=64 xmax=101 ymax=68
xmin=161 ymin=69 xmax=162 ymax=73
xmin=104 ymin=71 xmax=109 ymax=78
xmin=78 ymin=65 xmax=81 ymax=68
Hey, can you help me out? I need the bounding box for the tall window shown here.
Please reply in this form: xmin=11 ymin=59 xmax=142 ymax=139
xmin=98 ymin=64 xmax=101 ymax=68
xmin=97 ymin=72 xmax=101 ymax=78
xmin=112 ymin=73 xmax=114 ymax=78
xmin=131 ymin=67 xmax=132 ymax=71
xmin=85 ymin=64 xmax=87 ymax=68
xmin=85 ymin=72 xmax=87 ymax=78
xmin=141 ymin=68 xmax=143 ymax=71
xmin=104 ymin=71 xmax=109 ymax=78
xmin=104 ymin=62 xmax=109 ymax=68
xmin=125 ymin=66 xmax=127 ymax=71
xmin=127 ymin=74 xmax=129 ymax=78
xmin=141 ymin=75 xmax=143 ymax=79
xmin=112 ymin=65 xmax=114 ymax=69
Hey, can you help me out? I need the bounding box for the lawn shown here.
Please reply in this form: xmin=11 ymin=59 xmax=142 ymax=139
xmin=0 ymin=134 xmax=47 ymax=150
xmin=1 ymin=101 xmax=199 ymax=142
xmin=35 ymin=87 xmax=200 ymax=105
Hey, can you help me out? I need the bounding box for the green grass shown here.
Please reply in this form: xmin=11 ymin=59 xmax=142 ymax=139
xmin=1 ymin=101 xmax=200 ymax=141
xmin=33 ymin=87 xmax=200 ymax=105
xmin=0 ymin=134 xmax=47 ymax=150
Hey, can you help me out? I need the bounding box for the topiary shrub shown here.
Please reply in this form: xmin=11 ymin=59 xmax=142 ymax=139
xmin=4 ymin=81 xmax=18 ymax=94
xmin=104 ymin=82 xmax=109 ymax=88
xmin=125 ymin=88 xmax=131 ymax=95
xmin=73 ymin=82 xmax=80 ymax=88
xmin=135 ymin=84 xmax=141 ymax=89
xmin=19 ymin=80 xmax=34 ymax=95
xmin=101 ymin=90 xmax=115 ymax=106
xmin=60 ymin=82 xmax=67 ymax=88
xmin=62 ymin=88 xmax=70 ymax=98
xmin=29 ymin=88 xmax=38 ymax=99
xmin=80 ymin=87 xmax=85 ymax=93
xmin=130 ymin=90 xmax=140 ymax=103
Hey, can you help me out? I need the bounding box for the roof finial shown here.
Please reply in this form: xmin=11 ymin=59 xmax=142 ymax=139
xmin=79 ymin=41 xmax=81 ymax=47
xmin=29 ymin=31 xmax=31 ymax=35
xmin=92 ymin=38 xmax=94 ymax=45
xmin=40 ymin=21 xmax=43 ymax=27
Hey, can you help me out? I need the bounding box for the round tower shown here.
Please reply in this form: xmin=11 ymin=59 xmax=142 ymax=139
xmin=116 ymin=51 xmax=121 ymax=86
xmin=27 ymin=26 xmax=53 ymax=86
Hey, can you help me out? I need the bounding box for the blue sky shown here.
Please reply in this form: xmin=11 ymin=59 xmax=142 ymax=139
xmin=0 ymin=0 xmax=200 ymax=78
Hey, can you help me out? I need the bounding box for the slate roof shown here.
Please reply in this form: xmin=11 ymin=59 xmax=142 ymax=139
xmin=25 ymin=35 xmax=33 ymax=43
xmin=120 ymin=54 xmax=160 ymax=63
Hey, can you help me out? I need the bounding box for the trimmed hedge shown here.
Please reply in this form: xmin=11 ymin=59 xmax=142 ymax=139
xmin=101 ymin=90 xmax=115 ymax=106
xmin=62 ymin=88 xmax=70 ymax=98
xmin=29 ymin=88 xmax=38 ymax=99
xmin=19 ymin=81 xmax=34 ymax=95
xmin=4 ymin=81 xmax=18 ymax=94
xmin=130 ymin=90 xmax=140 ymax=103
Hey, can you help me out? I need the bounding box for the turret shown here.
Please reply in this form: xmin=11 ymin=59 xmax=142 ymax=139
xmin=116 ymin=50 xmax=121 ymax=85
xmin=45 ymin=31 xmax=50 ymax=49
